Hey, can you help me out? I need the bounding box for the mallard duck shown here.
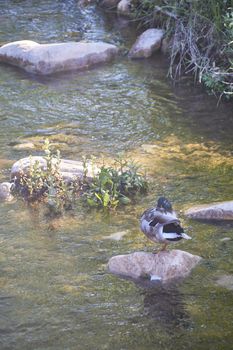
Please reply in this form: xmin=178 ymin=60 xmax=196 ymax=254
xmin=140 ymin=197 xmax=191 ymax=251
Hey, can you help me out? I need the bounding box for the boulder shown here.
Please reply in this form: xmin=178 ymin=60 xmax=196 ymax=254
xmin=11 ymin=156 xmax=98 ymax=183
xmin=128 ymin=28 xmax=164 ymax=58
xmin=108 ymin=250 xmax=202 ymax=282
xmin=0 ymin=182 xmax=14 ymax=201
xmin=0 ymin=40 xmax=118 ymax=75
xmin=185 ymin=201 xmax=233 ymax=220
xmin=117 ymin=0 xmax=131 ymax=17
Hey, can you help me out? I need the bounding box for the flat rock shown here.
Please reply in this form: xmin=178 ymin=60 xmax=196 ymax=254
xmin=108 ymin=250 xmax=202 ymax=282
xmin=185 ymin=201 xmax=233 ymax=220
xmin=128 ymin=28 xmax=164 ymax=58
xmin=0 ymin=40 xmax=118 ymax=75
xmin=11 ymin=156 xmax=97 ymax=182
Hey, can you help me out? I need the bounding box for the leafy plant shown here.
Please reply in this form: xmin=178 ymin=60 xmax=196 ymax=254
xmin=84 ymin=155 xmax=148 ymax=210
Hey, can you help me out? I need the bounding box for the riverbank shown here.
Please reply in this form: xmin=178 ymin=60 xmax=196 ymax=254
xmin=97 ymin=0 xmax=233 ymax=101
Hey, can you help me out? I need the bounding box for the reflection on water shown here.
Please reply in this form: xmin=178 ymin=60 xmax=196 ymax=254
xmin=0 ymin=1 xmax=233 ymax=349
xmin=131 ymin=279 xmax=191 ymax=335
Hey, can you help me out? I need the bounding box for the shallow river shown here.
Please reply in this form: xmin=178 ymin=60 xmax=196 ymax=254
xmin=0 ymin=1 xmax=233 ymax=349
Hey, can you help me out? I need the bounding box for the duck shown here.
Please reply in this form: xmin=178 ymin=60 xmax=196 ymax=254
xmin=140 ymin=196 xmax=191 ymax=251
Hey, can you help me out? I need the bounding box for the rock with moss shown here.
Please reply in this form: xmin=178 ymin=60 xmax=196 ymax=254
xmin=108 ymin=250 xmax=202 ymax=282
xmin=128 ymin=29 xmax=164 ymax=58
xmin=0 ymin=40 xmax=119 ymax=75
xmin=185 ymin=201 xmax=233 ymax=220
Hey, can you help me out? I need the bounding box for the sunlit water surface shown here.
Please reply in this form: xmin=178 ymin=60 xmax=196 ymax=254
xmin=0 ymin=1 xmax=233 ymax=349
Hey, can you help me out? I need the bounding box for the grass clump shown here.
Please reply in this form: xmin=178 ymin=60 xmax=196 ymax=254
xmin=131 ymin=0 xmax=233 ymax=100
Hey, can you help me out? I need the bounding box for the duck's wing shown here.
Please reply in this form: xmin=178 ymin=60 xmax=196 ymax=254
xmin=141 ymin=207 xmax=180 ymax=226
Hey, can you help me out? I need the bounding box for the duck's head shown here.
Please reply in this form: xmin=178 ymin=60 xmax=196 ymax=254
xmin=156 ymin=197 xmax=173 ymax=213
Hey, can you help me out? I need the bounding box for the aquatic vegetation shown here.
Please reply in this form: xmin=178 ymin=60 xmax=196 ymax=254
xmin=13 ymin=141 xmax=148 ymax=214
xmin=84 ymin=155 xmax=148 ymax=209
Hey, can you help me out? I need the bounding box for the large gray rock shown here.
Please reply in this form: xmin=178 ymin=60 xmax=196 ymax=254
xmin=11 ymin=156 xmax=97 ymax=182
xmin=185 ymin=201 xmax=233 ymax=220
xmin=128 ymin=28 xmax=164 ymax=58
xmin=108 ymin=250 xmax=202 ymax=282
xmin=0 ymin=40 xmax=118 ymax=75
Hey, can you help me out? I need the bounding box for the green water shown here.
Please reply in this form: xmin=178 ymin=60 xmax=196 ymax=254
xmin=0 ymin=1 xmax=233 ymax=349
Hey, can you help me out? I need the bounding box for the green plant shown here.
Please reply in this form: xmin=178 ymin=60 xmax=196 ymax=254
xmin=84 ymin=155 xmax=148 ymax=210
xmin=13 ymin=139 xmax=78 ymax=216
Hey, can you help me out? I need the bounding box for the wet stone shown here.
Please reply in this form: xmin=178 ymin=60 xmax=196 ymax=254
xmin=0 ymin=40 xmax=119 ymax=75
xmin=108 ymin=250 xmax=202 ymax=282
xmin=185 ymin=201 xmax=233 ymax=220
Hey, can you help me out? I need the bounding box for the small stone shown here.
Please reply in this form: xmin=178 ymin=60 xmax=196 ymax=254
xmin=0 ymin=182 xmax=14 ymax=201
xmin=220 ymin=237 xmax=231 ymax=242
xmin=128 ymin=29 xmax=164 ymax=58
xmin=216 ymin=275 xmax=233 ymax=291
xmin=103 ymin=230 xmax=129 ymax=241
xmin=12 ymin=142 xmax=35 ymax=150
xmin=117 ymin=0 xmax=131 ymax=17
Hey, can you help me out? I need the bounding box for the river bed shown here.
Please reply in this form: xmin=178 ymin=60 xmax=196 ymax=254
xmin=0 ymin=1 xmax=233 ymax=349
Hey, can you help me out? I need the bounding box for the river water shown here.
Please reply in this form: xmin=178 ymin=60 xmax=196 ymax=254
xmin=0 ymin=1 xmax=233 ymax=349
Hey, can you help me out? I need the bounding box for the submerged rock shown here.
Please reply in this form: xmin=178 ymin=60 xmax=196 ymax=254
xmin=0 ymin=40 xmax=118 ymax=75
xmin=108 ymin=250 xmax=202 ymax=282
xmin=215 ymin=274 xmax=233 ymax=291
xmin=12 ymin=142 xmax=35 ymax=151
xmin=185 ymin=201 xmax=233 ymax=220
xmin=128 ymin=28 xmax=164 ymax=58
xmin=11 ymin=156 xmax=97 ymax=182
xmin=0 ymin=182 xmax=14 ymax=201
